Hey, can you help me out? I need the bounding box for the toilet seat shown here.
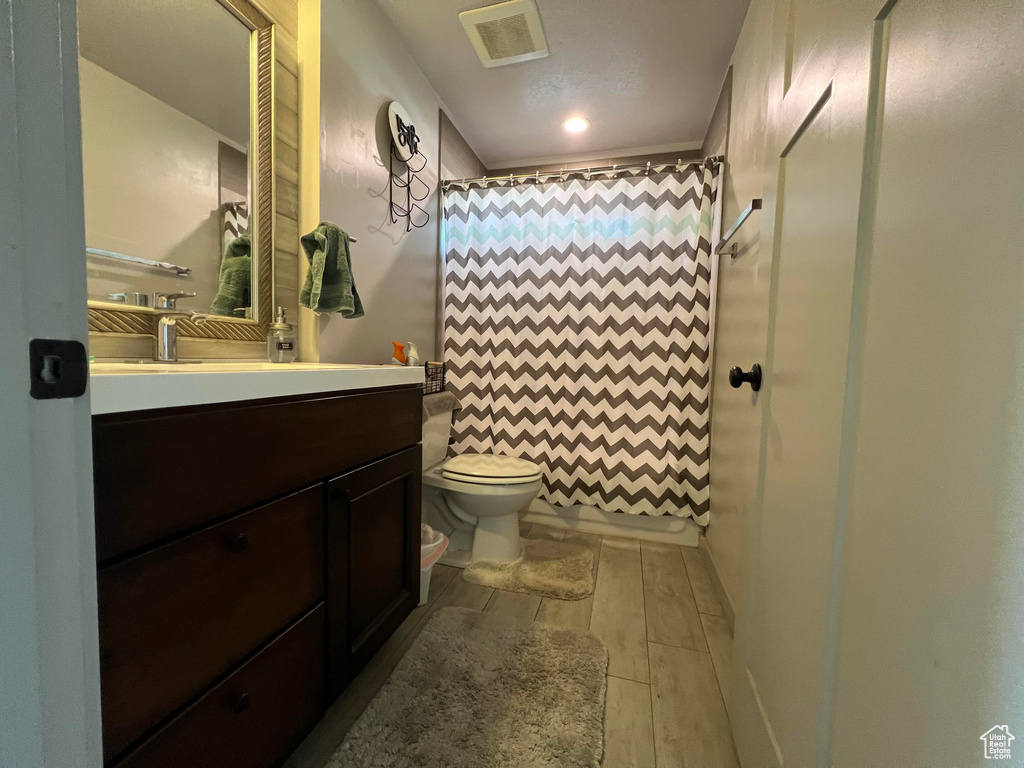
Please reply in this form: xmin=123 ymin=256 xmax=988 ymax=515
xmin=440 ymin=453 xmax=543 ymax=485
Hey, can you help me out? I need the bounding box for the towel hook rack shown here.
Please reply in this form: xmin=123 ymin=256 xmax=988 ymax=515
xmin=715 ymin=198 xmax=763 ymax=257
xmin=388 ymin=124 xmax=431 ymax=232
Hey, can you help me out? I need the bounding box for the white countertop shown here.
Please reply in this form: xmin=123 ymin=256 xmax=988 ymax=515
xmin=89 ymin=362 xmax=424 ymax=415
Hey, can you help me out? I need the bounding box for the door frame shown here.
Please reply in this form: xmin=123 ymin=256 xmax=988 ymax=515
xmin=0 ymin=0 xmax=102 ymax=764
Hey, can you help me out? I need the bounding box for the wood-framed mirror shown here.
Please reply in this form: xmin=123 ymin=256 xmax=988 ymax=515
xmin=79 ymin=0 xmax=276 ymax=357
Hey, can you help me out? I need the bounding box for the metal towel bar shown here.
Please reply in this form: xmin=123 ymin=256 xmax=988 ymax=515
xmin=715 ymin=198 xmax=762 ymax=257
xmin=86 ymin=247 xmax=193 ymax=277
xmin=89 ymin=236 xmax=357 ymax=277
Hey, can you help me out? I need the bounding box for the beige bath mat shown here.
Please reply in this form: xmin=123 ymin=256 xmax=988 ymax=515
xmin=329 ymin=607 xmax=608 ymax=768
xmin=462 ymin=537 xmax=596 ymax=600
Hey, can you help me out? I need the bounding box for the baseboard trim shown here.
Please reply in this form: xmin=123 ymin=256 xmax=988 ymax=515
xmin=521 ymin=500 xmax=701 ymax=547
xmin=698 ymin=535 xmax=736 ymax=632
xmin=729 ymin=665 xmax=784 ymax=768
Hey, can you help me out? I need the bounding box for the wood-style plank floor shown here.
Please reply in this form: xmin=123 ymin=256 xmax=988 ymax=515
xmin=286 ymin=524 xmax=738 ymax=768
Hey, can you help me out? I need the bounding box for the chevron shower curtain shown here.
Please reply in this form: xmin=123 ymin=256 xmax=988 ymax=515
xmin=443 ymin=162 xmax=718 ymax=524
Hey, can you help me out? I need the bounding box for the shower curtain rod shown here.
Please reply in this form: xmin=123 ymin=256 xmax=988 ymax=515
xmin=441 ymin=155 xmax=724 ymax=189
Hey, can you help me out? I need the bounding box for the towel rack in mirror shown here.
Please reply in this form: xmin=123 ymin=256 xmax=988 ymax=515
xmin=715 ymin=198 xmax=762 ymax=257
xmin=86 ymin=247 xmax=193 ymax=278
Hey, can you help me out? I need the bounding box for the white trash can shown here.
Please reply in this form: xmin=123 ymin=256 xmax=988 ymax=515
xmin=419 ymin=524 xmax=449 ymax=606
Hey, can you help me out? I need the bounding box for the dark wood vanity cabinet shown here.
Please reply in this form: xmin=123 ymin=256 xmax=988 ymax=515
xmin=91 ymin=385 xmax=422 ymax=767
xmin=98 ymin=486 xmax=324 ymax=759
xmin=326 ymin=446 xmax=422 ymax=700
xmin=117 ymin=606 xmax=326 ymax=768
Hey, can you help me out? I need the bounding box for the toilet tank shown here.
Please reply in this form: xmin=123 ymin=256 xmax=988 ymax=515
xmin=421 ymin=392 xmax=459 ymax=469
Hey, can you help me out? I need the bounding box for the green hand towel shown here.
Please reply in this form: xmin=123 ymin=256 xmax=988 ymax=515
xmin=211 ymin=233 xmax=251 ymax=317
xmin=300 ymin=222 xmax=364 ymax=317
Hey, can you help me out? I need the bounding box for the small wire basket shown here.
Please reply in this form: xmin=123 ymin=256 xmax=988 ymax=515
xmin=423 ymin=361 xmax=447 ymax=395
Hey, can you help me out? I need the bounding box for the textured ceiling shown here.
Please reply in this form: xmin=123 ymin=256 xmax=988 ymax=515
xmin=77 ymin=0 xmax=251 ymax=146
xmin=371 ymin=0 xmax=749 ymax=167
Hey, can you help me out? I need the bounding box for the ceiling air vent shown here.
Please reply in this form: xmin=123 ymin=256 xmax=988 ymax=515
xmin=460 ymin=0 xmax=548 ymax=69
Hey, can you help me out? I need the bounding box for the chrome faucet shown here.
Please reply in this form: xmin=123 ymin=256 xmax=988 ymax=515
xmin=152 ymin=292 xmax=198 ymax=362
xmin=152 ymin=291 xmax=196 ymax=310
xmin=154 ymin=312 xmax=186 ymax=362
xmin=107 ymin=291 xmax=150 ymax=307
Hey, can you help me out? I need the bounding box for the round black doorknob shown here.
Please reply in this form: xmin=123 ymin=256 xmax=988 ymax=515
xmin=230 ymin=691 xmax=250 ymax=714
xmin=729 ymin=363 xmax=762 ymax=392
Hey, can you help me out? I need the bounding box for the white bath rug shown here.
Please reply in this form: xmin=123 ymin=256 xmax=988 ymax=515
xmin=329 ymin=607 xmax=608 ymax=768
xmin=462 ymin=537 xmax=596 ymax=600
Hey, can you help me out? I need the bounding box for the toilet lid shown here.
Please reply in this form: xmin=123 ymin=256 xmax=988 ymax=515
xmin=441 ymin=453 xmax=543 ymax=485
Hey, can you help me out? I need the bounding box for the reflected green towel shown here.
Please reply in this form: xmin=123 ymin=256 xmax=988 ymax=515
xmin=299 ymin=222 xmax=364 ymax=317
xmin=211 ymin=233 xmax=251 ymax=317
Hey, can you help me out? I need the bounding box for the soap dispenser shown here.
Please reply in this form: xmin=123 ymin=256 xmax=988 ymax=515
xmin=267 ymin=306 xmax=297 ymax=363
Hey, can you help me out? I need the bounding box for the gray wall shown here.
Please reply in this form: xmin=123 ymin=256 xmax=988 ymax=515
xmin=439 ymin=108 xmax=487 ymax=180
xmin=318 ymin=0 xmax=442 ymax=363
xmin=701 ymin=67 xmax=731 ymax=160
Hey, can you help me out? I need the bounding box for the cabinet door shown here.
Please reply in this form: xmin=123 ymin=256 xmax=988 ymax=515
xmin=326 ymin=446 xmax=421 ymax=700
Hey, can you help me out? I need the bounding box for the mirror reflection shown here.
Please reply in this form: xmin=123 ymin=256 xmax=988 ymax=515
xmin=78 ymin=0 xmax=254 ymax=318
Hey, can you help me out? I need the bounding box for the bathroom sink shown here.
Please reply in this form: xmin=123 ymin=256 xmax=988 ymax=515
xmin=89 ymin=361 xmax=424 ymax=415
xmin=91 ymin=361 xmax=383 ymax=374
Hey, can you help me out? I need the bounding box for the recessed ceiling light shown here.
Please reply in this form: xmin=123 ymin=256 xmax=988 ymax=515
xmin=562 ymin=117 xmax=590 ymax=133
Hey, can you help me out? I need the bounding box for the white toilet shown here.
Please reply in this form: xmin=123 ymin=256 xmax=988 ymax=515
xmin=422 ymin=401 xmax=543 ymax=567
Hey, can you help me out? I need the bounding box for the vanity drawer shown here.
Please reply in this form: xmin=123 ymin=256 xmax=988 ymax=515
xmin=116 ymin=604 xmax=325 ymax=768
xmin=98 ymin=485 xmax=324 ymax=762
xmin=92 ymin=385 xmax=422 ymax=561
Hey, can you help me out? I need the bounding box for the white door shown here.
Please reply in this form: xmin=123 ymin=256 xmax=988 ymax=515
xmin=0 ymin=0 xmax=102 ymax=765
xmin=731 ymin=0 xmax=1024 ymax=766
